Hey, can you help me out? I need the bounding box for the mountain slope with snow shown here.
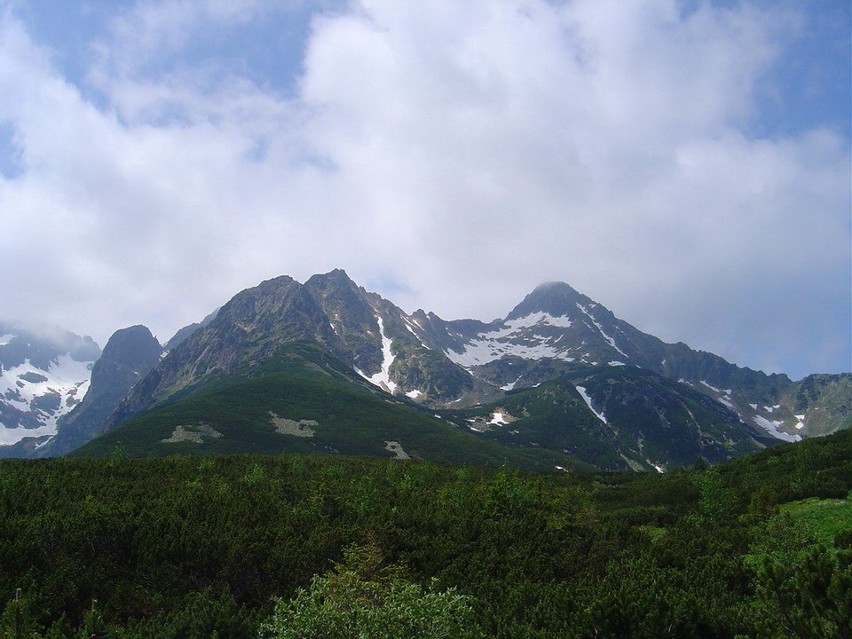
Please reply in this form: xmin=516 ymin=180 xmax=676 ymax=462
xmin=409 ymin=281 xmax=845 ymax=442
xmin=36 ymin=325 xmax=163 ymax=457
xmin=0 ymin=326 xmax=100 ymax=456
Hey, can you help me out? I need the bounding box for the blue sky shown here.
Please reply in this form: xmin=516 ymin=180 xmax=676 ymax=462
xmin=0 ymin=0 xmax=849 ymax=379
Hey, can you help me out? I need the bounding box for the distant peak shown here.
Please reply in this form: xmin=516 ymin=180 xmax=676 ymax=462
xmin=507 ymin=281 xmax=589 ymax=320
xmin=101 ymin=324 xmax=162 ymax=358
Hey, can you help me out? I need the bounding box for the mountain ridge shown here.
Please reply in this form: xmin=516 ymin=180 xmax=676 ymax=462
xmin=2 ymin=269 xmax=848 ymax=463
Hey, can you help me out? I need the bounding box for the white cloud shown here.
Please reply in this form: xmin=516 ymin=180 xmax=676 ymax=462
xmin=0 ymin=0 xmax=848 ymax=379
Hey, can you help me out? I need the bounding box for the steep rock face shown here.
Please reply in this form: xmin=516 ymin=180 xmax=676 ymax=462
xmin=305 ymin=270 xmax=480 ymax=403
xmin=789 ymin=373 xmax=852 ymax=436
xmin=371 ymin=298 xmax=483 ymax=403
xmin=305 ymin=269 xmax=386 ymax=373
xmin=38 ymin=325 xmax=162 ymax=456
xmin=0 ymin=326 xmax=100 ymax=456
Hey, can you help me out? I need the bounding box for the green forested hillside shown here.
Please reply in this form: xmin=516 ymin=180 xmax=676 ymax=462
xmin=1 ymin=430 xmax=849 ymax=638
xmin=71 ymin=343 xmax=769 ymax=473
xmin=72 ymin=345 xmax=569 ymax=471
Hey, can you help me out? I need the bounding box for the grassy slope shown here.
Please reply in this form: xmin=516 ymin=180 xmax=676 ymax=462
xmin=437 ymin=378 xmax=630 ymax=471
xmin=779 ymin=498 xmax=852 ymax=547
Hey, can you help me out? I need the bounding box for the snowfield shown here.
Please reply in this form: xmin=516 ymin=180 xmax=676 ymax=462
xmin=444 ymin=312 xmax=579 ymax=367
xmin=753 ymin=415 xmax=801 ymax=443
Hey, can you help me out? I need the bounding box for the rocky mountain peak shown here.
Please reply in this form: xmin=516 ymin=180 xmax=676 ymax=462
xmin=306 ymin=270 xmax=401 ymax=375
xmin=305 ymin=270 xmax=370 ymax=315
xmin=306 ymin=268 xmax=357 ymax=288
xmin=506 ymin=281 xmax=588 ymax=320
xmin=88 ymin=326 xmax=162 ymax=398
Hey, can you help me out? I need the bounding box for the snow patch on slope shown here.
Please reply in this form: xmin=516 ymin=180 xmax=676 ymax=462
xmin=576 ymin=304 xmax=627 ymax=357
xmin=444 ymin=312 xmax=577 ymax=367
xmin=488 ymin=410 xmax=509 ymax=425
xmin=356 ymin=316 xmax=397 ymax=394
xmin=700 ymin=380 xmax=735 ymax=409
xmin=753 ymin=415 xmax=801 ymax=442
xmin=0 ymin=422 xmax=59 ymax=446
xmin=401 ymin=317 xmax=430 ymax=349
xmin=576 ymin=386 xmax=607 ymax=424
xmin=502 ymin=375 xmax=523 ymax=391
xmin=700 ymin=380 xmax=725 ymax=394
xmin=718 ymin=395 xmax=735 ymax=409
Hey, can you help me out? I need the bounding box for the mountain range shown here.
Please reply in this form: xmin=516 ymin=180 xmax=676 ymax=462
xmin=1 ymin=270 xmax=849 ymax=469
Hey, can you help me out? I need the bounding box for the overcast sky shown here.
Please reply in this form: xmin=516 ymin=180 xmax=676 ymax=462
xmin=0 ymin=0 xmax=849 ymax=380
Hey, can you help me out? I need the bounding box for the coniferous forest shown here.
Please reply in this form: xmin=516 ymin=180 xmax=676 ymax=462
xmin=0 ymin=430 xmax=849 ymax=638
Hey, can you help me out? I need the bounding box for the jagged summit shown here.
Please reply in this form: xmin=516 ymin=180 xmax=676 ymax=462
xmin=303 ymin=269 xmax=369 ymax=304
xmin=308 ymin=267 xmax=355 ymax=284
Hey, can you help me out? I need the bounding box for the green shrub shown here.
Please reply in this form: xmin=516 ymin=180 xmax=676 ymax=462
xmin=258 ymin=543 xmax=485 ymax=639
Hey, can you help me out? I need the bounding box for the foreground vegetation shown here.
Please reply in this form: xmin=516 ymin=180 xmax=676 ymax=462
xmin=1 ymin=430 xmax=850 ymax=638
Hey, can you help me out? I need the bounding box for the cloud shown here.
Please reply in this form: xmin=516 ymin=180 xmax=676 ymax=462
xmin=296 ymin=0 xmax=849 ymax=372
xmin=0 ymin=0 xmax=848 ymax=379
